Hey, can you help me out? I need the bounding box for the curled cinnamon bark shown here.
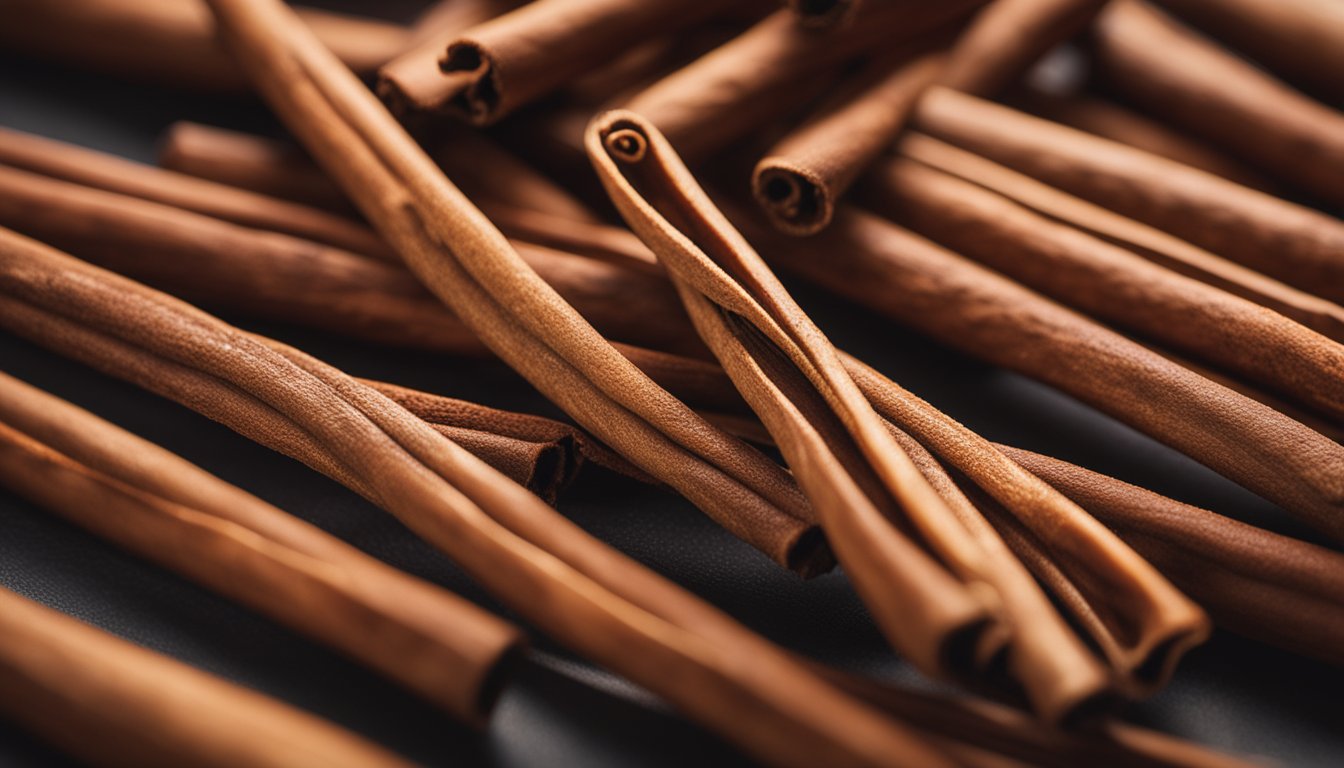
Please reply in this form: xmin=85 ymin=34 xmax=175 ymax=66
xmin=376 ymin=0 xmax=517 ymax=116
xmin=736 ymin=205 xmax=1344 ymax=543
xmin=1002 ymin=447 xmax=1344 ymax=667
xmin=864 ymin=145 xmax=1344 ymax=423
xmin=0 ymin=0 xmax=409 ymax=89
xmin=753 ymin=52 xmax=945 ymax=235
xmin=203 ymin=0 xmax=826 ymax=576
xmin=0 ymin=126 xmax=387 ymax=258
xmin=625 ymin=4 xmax=985 ymax=160
xmin=0 ymin=371 xmax=522 ymax=724
xmin=1150 ymin=0 xmax=1344 ymax=105
xmin=0 ymin=163 xmax=700 ymax=359
xmin=0 ymin=584 xmax=415 ymax=768
xmin=591 ymin=111 xmax=1210 ymax=721
xmin=913 ymin=86 xmax=1344 ymax=304
xmin=0 ymin=225 xmax=956 ymax=768
xmin=1009 ymin=88 xmax=1275 ymax=191
xmin=1093 ymin=0 xmax=1344 ymax=210
xmin=401 ymin=0 xmax=726 ymax=125
xmin=938 ymin=0 xmax=1110 ymax=97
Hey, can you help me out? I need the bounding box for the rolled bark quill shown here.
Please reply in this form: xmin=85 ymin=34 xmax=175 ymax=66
xmin=0 ymin=584 xmax=414 ymax=768
xmin=0 ymin=163 xmax=702 ymax=361
xmin=1000 ymin=446 xmax=1344 ymax=668
xmin=386 ymin=0 xmax=727 ymax=125
xmin=591 ymin=111 xmax=1209 ymax=720
xmin=376 ymin=0 xmax=518 ymax=116
xmin=1092 ymin=0 xmax=1344 ymax=211
xmin=753 ymin=51 xmax=945 ymax=235
xmin=737 ymin=205 xmax=1344 ymax=544
xmin=889 ymin=135 xmax=1344 ymax=345
xmin=1008 ymin=88 xmax=1275 ymax=192
xmin=1150 ymin=0 xmax=1344 ymax=106
xmin=625 ymin=3 xmax=987 ymax=161
xmin=937 ymin=0 xmax=1111 ymax=97
xmin=0 ymin=371 xmax=523 ymax=724
xmin=0 ymin=226 xmax=959 ymax=768
xmin=0 ymin=126 xmax=387 ymax=259
xmin=865 ymin=141 xmax=1344 ymax=423
xmin=912 ymin=87 xmax=1344 ymax=305
xmin=0 ymin=0 xmax=409 ymax=90
xmin=203 ymin=0 xmax=828 ymax=578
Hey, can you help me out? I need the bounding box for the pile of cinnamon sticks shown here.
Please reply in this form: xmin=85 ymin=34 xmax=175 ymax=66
xmin=1 ymin=0 xmax=1341 ymax=765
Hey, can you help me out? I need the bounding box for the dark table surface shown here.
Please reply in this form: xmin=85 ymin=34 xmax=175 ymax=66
xmin=2 ymin=5 xmax=1342 ymax=766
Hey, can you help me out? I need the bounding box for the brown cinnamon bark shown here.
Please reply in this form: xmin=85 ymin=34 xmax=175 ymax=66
xmin=895 ymin=134 xmax=1344 ymax=344
xmin=376 ymin=0 xmax=518 ymax=116
xmin=733 ymin=204 xmax=1344 ymax=543
xmin=938 ymin=0 xmax=1110 ymax=97
xmin=625 ymin=4 xmax=985 ymax=161
xmin=0 ymin=163 xmax=701 ymax=358
xmin=402 ymin=0 xmax=728 ymax=125
xmin=864 ymin=145 xmax=1344 ymax=423
xmin=753 ymin=52 xmax=945 ymax=234
xmin=0 ymin=371 xmax=522 ymax=724
xmin=1001 ymin=447 xmax=1344 ymax=667
xmin=203 ymin=0 xmax=827 ymax=578
xmin=0 ymin=126 xmax=388 ymax=258
xmin=1009 ymin=88 xmax=1275 ymax=191
xmin=0 ymin=0 xmax=410 ymax=89
xmin=0 ymin=583 xmax=415 ymax=768
xmin=0 ymin=223 xmax=955 ymax=768
xmin=1093 ymin=0 xmax=1344 ymax=210
xmin=591 ymin=111 xmax=1209 ymax=720
xmin=913 ymin=86 xmax=1344 ymax=304
xmin=1151 ymin=0 xmax=1344 ymax=105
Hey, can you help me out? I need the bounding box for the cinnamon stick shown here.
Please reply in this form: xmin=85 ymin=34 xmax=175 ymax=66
xmin=0 ymin=0 xmax=410 ymax=89
xmin=734 ymin=204 xmax=1344 ymax=544
xmin=625 ymin=4 xmax=985 ymax=161
xmin=1150 ymin=0 xmax=1344 ymax=105
xmin=204 ymin=0 xmax=826 ymax=577
xmin=1001 ymin=446 xmax=1344 ymax=667
xmin=0 ymin=223 xmax=952 ymax=768
xmin=0 ymin=371 xmax=522 ymax=724
xmin=591 ymin=111 xmax=1208 ymax=720
xmin=0 ymin=162 xmax=701 ymax=358
xmin=1009 ymin=88 xmax=1275 ymax=192
xmin=0 ymin=583 xmax=414 ymax=768
xmin=894 ymin=134 xmax=1344 ymax=345
xmin=393 ymin=0 xmax=728 ymax=125
xmin=1092 ymin=0 xmax=1344 ymax=210
xmin=913 ymin=86 xmax=1344 ymax=304
xmin=753 ymin=51 xmax=945 ymax=234
xmin=938 ymin=0 xmax=1110 ymax=97
xmin=864 ymin=143 xmax=1344 ymax=423
xmin=376 ymin=0 xmax=518 ymax=116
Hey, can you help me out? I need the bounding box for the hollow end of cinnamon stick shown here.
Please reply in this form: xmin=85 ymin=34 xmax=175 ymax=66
xmin=785 ymin=525 xmax=836 ymax=580
xmin=439 ymin=41 xmax=502 ymax=125
xmin=603 ymin=127 xmax=649 ymax=165
xmin=752 ymin=162 xmax=833 ymax=235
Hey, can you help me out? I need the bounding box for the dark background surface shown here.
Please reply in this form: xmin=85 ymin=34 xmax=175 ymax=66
xmin=1 ymin=3 xmax=1342 ymax=766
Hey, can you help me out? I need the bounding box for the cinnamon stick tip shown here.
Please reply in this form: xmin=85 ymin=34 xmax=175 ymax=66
xmin=786 ymin=525 xmax=836 ymax=580
xmin=438 ymin=40 xmax=499 ymax=125
xmin=751 ymin=161 xmax=834 ymax=236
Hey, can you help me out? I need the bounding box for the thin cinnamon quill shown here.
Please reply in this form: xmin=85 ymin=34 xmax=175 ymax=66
xmin=591 ymin=111 xmax=1208 ymax=720
xmin=393 ymin=0 xmax=728 ymax=125
xmin=0 ymin=371 xmax=522 ymax=724
xmin=203 ymin=0 xmax=826 ymax=578
xmin=912 ymin=86 xmax=1344 ymax=305
xmin=0 ymin=583 xmax=414 ymax=768
xmin=625 ymin=3 xmax=986 ymax=161
xmin=1000 ymin=446 xmax=1344 ymax=668
xmin=0 ymin=162 xmax=701 ymax=359
xmin=376 ymin=0 xmax=518 ymax=116
xmin=0 ymin=225 xmax=957 ymax=768
xmin=0 ymin=0 xmax=409 ymax=90
xmin=736 ymin=205 xmax=1344 ymax=544
xmin=1150 ymin=0 xmax=1344 ymax=105
xmin=1092 ymin=0 xmax=1344 ymax=210
xmin=864 ymin=142 xmax=1344 ymax=422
